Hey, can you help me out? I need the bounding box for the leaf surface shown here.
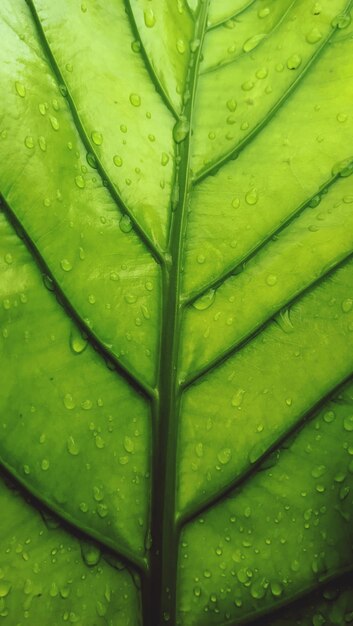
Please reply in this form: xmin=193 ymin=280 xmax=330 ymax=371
xmin=1 ymin=0 xmax=353 ymax=624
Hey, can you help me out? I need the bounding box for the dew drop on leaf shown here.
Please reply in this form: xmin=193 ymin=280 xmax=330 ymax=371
xmin=67 ymin=435 xmax=80 ymax=456
xmin=70 ymin=326 xmax=88 ymax=354
xmin=217 ymin=448 xmax=232 ymax=465
xmin=91 ymin=130 xmax=103 ymax=146
xmin=144 ymin=8 xmax=156 ymax=28
xmin=119 ymin=214 xmax=133 ymax=233
xmin=173 ymin=118 xmax=190 ymax=143
xmin=15 ymin=81 xmax=26 ymax=97
xmin=63 ymin=393 xmax=75 ymax=410
xmin=287 ymin=54 xmax=302 ymax=70
xmin=243 ymin=33 xmax=266 ymax=53
xmin=192 ymin=288 xmax=215 ymax=311
xmin=306 ymin=27 xmax=323 ymax=44
xmin=129 ymin=93 xmax=141 ymax=107
xmin=0 ymin=581 xmax=11 ymax=598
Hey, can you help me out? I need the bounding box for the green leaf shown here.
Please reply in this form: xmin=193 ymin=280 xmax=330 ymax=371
xmin=1 ymin=0 xmax=353 ymax=624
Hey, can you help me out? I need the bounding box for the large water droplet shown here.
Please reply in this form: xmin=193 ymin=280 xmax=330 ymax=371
xmin=193 ymin=288 xmax=215 ymax=311
xmin=81 ymin=541 xmax=101 ymax=566
xmin=144 ymin=8 xmax=156 ymax=27
xmin=287 ymin=54 xmax=302 ymax=70
xmin=119 ymin=214 xmax=133 ymax=233
xmin=173 ymin=118 xmax=190 ymax=143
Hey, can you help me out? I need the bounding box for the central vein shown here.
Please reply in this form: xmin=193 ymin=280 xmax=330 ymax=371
xmin=148 ymin=2 xmax=210 ymax=625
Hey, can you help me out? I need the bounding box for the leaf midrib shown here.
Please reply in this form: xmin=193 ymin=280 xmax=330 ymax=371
xmin=147 ymin=2 xmax=211 ymax=624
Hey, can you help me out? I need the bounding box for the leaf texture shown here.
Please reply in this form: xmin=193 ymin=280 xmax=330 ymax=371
xmin=1 ymin=0 xmax=353 ymax=624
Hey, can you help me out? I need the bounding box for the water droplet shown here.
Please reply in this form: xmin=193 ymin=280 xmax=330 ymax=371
xmin=97 ymin=503 xmax=108 ymax=518
xmin=323 ymin=410 xmax=335 ymax=423
xmin=124 ymin=436 xmax=134 ymax=453
xmin=270 ymin=581 xmax=283 ymax=597
xmin=258 ymin=7 xmax=270 ymax=18
xmin=332 ymin=13 xmax=351 ymax=29
xmin=217 ymin=448 xmax=232 ymax=465
xmin=70 ymin=327 xmax=88 ymax=354
xmin=144 ymin=8 xmax=156 ymax=27
xmin=67 ymin=436 xmax=80 ymax=456
xmin=195 ymin=442 xmax=204 ymax=458
xmin=173 ymin=118 xmax=190 ymax=143
xmin=24 ymin=136 xmax=34 ymax=149
xmin=256 ymin=67 xmax=268 ymax=79
xmin=287 ymin=54 xmax=302 ymax=70
xmin=81 ymin=399 xmax=93 ymax=410
xmin=95 ymin=435 xmax=105 ymax=449
xmin=176 ymin=39 xmax=186 ymax=54
xmin=131 ymin=40 xmax=141 ymax=53
xmin=342 ymin=298 xmax=353 ymax=313
xmin=49 ymin=115 xmax=60 ymax=131
xmin=306 ymin=27 xmax=322 ymax=44
xmin=91 ymin=130 xmax=103 ymax=146
xmin=60 ymin=258 xmax=72 ymax=272
xmin=245 ymin=188 xmax=258 ymax=205
xmin=113 ymin=155 xmax=123 ymax=167
xmin=41 ymin=458 xmax=50 ymax=471
xmin=75 ymin=175 xmax=85 ymax=189
xmin=343 ymin=415 xmax=353 ymax=432
xmin=332 ymin=158 xmax=353 ymax=177
xmin=193 ymin=288 xmax=215 ymax=311
xmin=119 ymin=214 xmax=133 ymax=233
xmin=38 ymin=136 xmax=47 ymax=151
xmin=266 ymin=274 xmax=278 ymax=286
xmin=231 ymin=389 xmax=245 ymax=408
xmin=129 ymin=93 xmax=141 ymax=107
xmin=15 ymin=81 xmax=26 ymax=97
xmin=0 ymin=581 xmax=11 ymax=598
xmin=243 ymin=33 xmax=266 ymax=53
xmin=64 ymin=393 xmax=75 ymax=410
xmin=226 ymin=99 xmax=237 ymax=112
xmin=190 ymin=39 xmax=200 ymax=52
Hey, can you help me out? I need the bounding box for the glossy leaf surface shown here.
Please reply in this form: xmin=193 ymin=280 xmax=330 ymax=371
xmin=1 ymin=0 xmax=353 ymax=624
